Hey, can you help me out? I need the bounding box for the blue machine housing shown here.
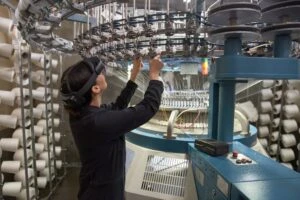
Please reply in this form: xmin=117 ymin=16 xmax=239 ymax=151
xmin=189 ymin=142 xmax=300 ymax=200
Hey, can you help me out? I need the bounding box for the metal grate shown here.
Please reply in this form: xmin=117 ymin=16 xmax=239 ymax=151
xmin=141 ymin=155 xmax=188 ymax=197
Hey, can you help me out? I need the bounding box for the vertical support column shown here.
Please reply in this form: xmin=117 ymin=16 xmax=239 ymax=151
xmin=207 ymin=62 xmax=219 ymax=139
xmin=217 ymin=37 xmax=241 ymax=143
xmin=43 ymin=52 xmax=53 ymax=191
xmin=27 ymin=45 xmax=39 ymax=199
xmin=18 ymin=42 xmax=30 ymax=200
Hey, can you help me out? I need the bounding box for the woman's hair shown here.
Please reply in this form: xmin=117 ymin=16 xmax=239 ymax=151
xmin=60 ymin=60 xmax=94 ymax=114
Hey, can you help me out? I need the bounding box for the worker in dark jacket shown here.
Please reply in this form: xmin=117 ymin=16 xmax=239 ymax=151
xmin=60 ymin=55 xmax=164 ymax=200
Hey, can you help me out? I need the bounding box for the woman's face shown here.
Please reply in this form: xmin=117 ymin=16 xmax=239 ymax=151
xmin=95 ymin=72 xmax=107 ymax=91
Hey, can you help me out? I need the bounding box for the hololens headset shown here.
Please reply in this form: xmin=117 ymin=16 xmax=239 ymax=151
xmin=60 ymin=57 xmax=105 ymax=108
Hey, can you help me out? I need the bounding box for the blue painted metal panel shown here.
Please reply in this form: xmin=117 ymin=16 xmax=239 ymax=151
xmin=189 ymin=141 xmax=300 ymax=200
xmin=231 ymin=179 xmax=300 ymax=200
xmin=215 ymin=56 xmax=300 ymax=80
xmin=189 ymin=142 xmax=300 ymax=183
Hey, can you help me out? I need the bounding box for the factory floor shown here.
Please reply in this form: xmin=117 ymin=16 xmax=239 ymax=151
xmin=52 ymin=168 xmax=80 ymax=200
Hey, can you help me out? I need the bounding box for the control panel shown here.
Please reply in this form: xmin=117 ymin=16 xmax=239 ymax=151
xmin=189 ymin=142 xmax=300 ymax=200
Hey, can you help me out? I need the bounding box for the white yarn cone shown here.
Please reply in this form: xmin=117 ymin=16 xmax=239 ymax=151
xmin=0 ymin=32 xmax=6 ymax=43
xmin=52 ymin=88 xmax=59 ymax=98
xmin=0 ymin=68 xmax=15 ymax=82
xmin=33 ymin=125 xmax=44 ymax=137
xmin=0 ymin=147 xmax=2 ymax=158
xmin=32 ymin=70 xmax=50 ymax=85
xmin=37 ymin=119 xmax=52 ymax=131
xmin=55 ymin=160 xmax=63 ymax=169
xmin=262 ymin=80 xmax=275 ymax=88
xmin=272 ymin=118 xmax=280 ymax=128
xmin=273 ymin=104 xmax=281 ymax=115
xmin=0 ymin=138 xmax=19 ymax=152
xmin=12 ymin=88 xmax=30 ymax=107
xmin=53 ymin=146 xmax=62 ymax=156
xmin=271 ymin=131 xmax=279 ymax=142
xmin=283 ymin=104 xmax=300 ymax=119
xmin=39 ymin=151 xmax=54 ymax=165
xmin=14 ymin=69 xmax=29 ymax=86
xmin=258 ymin=138 xmax=268 ymax=149
xmin=40 ymin=167 xmax=55 ymax=181
xmin=258 ymin=126 xmax=269 ymax=138
xmin=285 ymin=89 xmax=300 ymax=104
xmin=281 ymin=134 xmax=297 ymax=148
xmin=259 ymin=114 xmax=271 ymax=125
xmin=275 ymin=80 xmax=283 ymax=87
xmin=0 ymin=16 xmax=13 ymax=34
xmin=53 ymin=103 xmax=60 ymax=113
xmin=38 ymin=135 xmax=52 ymax=146
xmin=31 ymin=71 xmax=42 ymax=84
xmin=0 ymin=57 xmax=13 ymax=67
xmin=274 ymin=90 xmax=282 ymax=101
xmin=13 ymin=149 xmax=33 ymax=166
xmin=31 ymin=53 xmax=43 ymax=65
xmin=0 ymin=90 xmax=16 ymax=106
xmin=52 ymin=74 xmax=58 ymax=84
xmin=269 ymin=144 xmax=278 ymax=156
xmin=11 ymin=108 xmax=31 ymax=127
xmin=36 ymin=103 xmax=51 ymax=118
xmin=36 ymin=160 xmax=47 ymax=171
xmin=1 ymin=161 xmax=21 ymax=173
xmin=12 ymin=128 xmax=32 ymax=147
xmin=235 ymin=101 xmax=258 ymax=122
xmin=32 ymin=89 xmax=50 ymax=102
xmin=52 ymin=59 xmax=58 ymax=69
xmin=260 ymin=101 xmax=272 ymax=113
xmin=14 ymin=168 xmax=34 ymax=186
xmin=261 ymin=88 xmax=273 ymax=100
xmin=18 ymin=187 xmax=36 ymax=200
xmin=53 ymin=118 xmax=60 ymax=127
xmin=283 ymin=119 xmax=298 ymax=133
xmin=33 ymin=108 xmax=43 ymax=119
xmin=35 ymin=143 xmax=45 ymax=154
xmin=54 ymin=132 xmax=61 ymax=142
xmin=2 ymin=182 xmax=22 ymax=197
xmin=280 ymin=148 xmax=295 ymax=162
xmin=37 ymin=177 xmax=47 ymax=188
xmin=0 ymin=43 xmax=14 ymax=58
xmin=0 ymin=114 xmax=17 ymax=129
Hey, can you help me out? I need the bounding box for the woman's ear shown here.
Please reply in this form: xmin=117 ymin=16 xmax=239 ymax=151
xmin=91 ymin=85 xmax=100 ymax=94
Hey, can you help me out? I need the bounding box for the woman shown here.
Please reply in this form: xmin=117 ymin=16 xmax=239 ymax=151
xmin=60 ymin=55 xmax=164 ymax=200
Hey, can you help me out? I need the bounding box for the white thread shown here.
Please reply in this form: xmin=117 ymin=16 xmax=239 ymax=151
xmin=274 ymin=90 xmax=282 ymax=101
xmin=271 ymin=131 xmax=279 ymax=142
xmin=258 ymin=126 xmax=269 ymax=138
xmin=262 ymin=80 xmax=275 ymax=88
xmin=259 ymin=114 xmax=271 ymax=125
xmin=283 ymin=104 xmax=299 ymax=119
xmin=260 ymin=101 xmax=272 ymax=113
xmin=261 ymin=88 xmax=273 ymax=100
xmin=272 ymin=118 xmax=280 ymax=128
xmin=273 ymin=104 xmax=281 ymax=115
xmin=269 ymin=144 xmax=278 ymax=156
xmin=281 ymin=134 xmax=297 ymax=148
xmin=280 ymin=148 xmax=295 ymax=162
xmin=283 ymin=119 xmax=298 ymax=133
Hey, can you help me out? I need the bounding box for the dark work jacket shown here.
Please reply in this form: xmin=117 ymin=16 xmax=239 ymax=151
xmin=69 ymin=80 xmax=164 ymax=200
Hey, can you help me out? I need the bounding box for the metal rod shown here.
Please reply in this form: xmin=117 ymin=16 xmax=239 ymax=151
xmin=43 ymin=52 xmax=53 ymax=191
xmin=19 ymin=42 xmax=30 ymax=200
xmin=27 ymin=45 xmax=39 ymax=199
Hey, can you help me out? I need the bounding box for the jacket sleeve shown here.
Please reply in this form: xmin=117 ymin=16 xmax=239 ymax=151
xmin=94 ymin=80 xmax=164 ymax=141
xmin=104 ymin=80 xmax=138 ymax=110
